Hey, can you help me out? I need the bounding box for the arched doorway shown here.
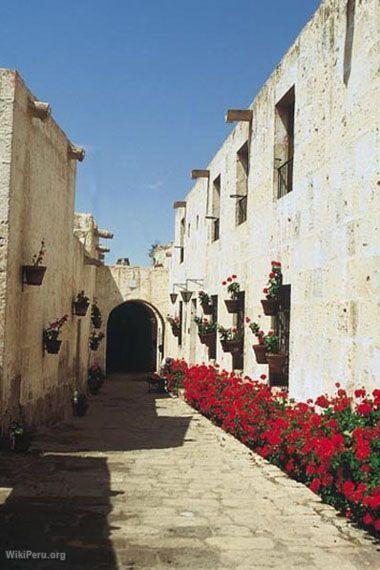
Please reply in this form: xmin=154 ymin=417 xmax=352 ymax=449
xmin=106 ymin=301 xmax=162 ymax=373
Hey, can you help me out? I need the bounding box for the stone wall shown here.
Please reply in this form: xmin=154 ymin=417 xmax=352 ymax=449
xmin=169 ymin=0 xmax=380 ymax=400
xmin=95 ymin=265 xmax=169 ymax=371
xmin=0 ymin=70 xmax=102 ymax=430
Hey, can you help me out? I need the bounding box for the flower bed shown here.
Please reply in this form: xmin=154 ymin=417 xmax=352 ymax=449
xmin=163 ymin=361 xmax=380 ymax=536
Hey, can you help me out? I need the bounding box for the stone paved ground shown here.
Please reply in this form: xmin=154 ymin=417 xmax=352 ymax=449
xmin=0 ymin=374 xmax=379 ymax=569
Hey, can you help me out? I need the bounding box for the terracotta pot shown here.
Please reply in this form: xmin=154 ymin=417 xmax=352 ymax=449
xmin=224 ymin=299 xmax=240 ymax=313
xmin=201 ymin=302 xmax=213 ymax=315
xmin=198 ymin=332 xmax=215 ymax=346
xmin=252 ymin=344 xmax=267 ymax=364
xmin=221 ymin=339 xmax=243 ymax=354
xmin=266 ymin=353 xmax=287 ymax=374
xmin=23 ymin=265 xmax=46 ymax=286
xmin=9 ymin=432 xmax=32 ymax=452
xmin=44 ymin=339 xmax=62 ymax=354
xmin=73 ymin=300 xmax=89 ymax=316
xmin=261 ymin=298 xmax=279 ymax=316
xmin=73 ymin=394 xmax=88 ymax=417
xmin=172 ymin=326 xmax=180 ymax=338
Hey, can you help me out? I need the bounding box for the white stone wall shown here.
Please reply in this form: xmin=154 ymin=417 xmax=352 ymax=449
xmin=95 ymin=265 xmax=169 ymax=371
xmin=0 ymin=70 xmax=100 ymax=429
xmin=169 ymin=0 xmax=380 ymax=400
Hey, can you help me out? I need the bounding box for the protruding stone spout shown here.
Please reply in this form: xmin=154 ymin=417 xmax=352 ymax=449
xmin=68 ymin=144 xmax=85 ymax=162
xmin=29 ymin=99 xmax=51 ymax=121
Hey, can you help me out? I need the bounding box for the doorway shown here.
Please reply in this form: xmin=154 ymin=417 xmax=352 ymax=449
xmin=106 ymin=301 xmax=159 ymax=373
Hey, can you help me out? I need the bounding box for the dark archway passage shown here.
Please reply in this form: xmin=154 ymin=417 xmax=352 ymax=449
xmin=107 ymin=302 xmax=158 ymax=373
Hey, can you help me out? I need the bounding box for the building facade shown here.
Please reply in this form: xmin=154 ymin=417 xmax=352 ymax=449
xmin=0 ymin=69 xmax=170 ymax=432
xmin=167 ymin=0 xmax=380 ymax=401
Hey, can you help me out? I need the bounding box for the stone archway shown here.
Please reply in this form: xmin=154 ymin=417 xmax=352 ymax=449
xmin=106 ymin=301 xmax=164 ymax=374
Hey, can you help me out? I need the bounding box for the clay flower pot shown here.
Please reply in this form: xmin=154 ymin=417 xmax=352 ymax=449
xmin=44 ymin=338 xmax=62 ymax=354
xmin=23 ymin=265 xmax=46 ymax=286
xmin=9 ymin=431 xmax=33 ymax=452
xmin=252 ymin=344 xmax=267 ymax=364
xmin=73 ymin=393 xmax=88 ymax=417
xmin=224 ymin=299 xmax=240 ymax=314
xmin=198 ymin=332 xmax=215 ymax=346
xmin=73 ymin=300 xmax=90 ymax=316
xmin=261 ymin=298 xmax=279 ymax=316
xmin=172 ymin=325 xmax=180 ymax=338
xmin=201 ymin=302 xmax=213 ymax=315
xmin=221 ymin=339 xmax=243 ymax=354
xmin=266 ymin=353 xmax=287 ymax=374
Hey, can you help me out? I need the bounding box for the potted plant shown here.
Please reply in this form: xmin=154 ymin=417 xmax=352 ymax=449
xmin=194 ymin=316 xmax=217 ymax=346
xmin=73 ymin=391 xmax=88 ymax=417
xmin=246 ymin=317 xmax=267 ymax=364
xmin=167 ymin=315 xmax=181 ymax=337
xmin=261 ymin=261 xmax=282 ymax=315
xmin=88 ymin=363 xmax=105 ymax=395
xmin=23 ymin=239 xmax=46 ymax=286
xmin=8 ymin=420 xmax=32 ymax=452
xmin=73 ymin=291 xmax=90 ymax=316
xmin=43 ymin=315 xmax=68 ymax=354
xmin=91 ymin=300 xmax=102 ymax=329
xmin=264 ymin=330 xmax=287 ymax=373
xmin=89 ymin=331 xmax=105 ymax=351
xmin=218 ymin=325 xmax=243 ymax=354
xmin=222 ymin=275 xmax=241 ymax=313
xmin=198 ymin=291 xmax=213 ymax=315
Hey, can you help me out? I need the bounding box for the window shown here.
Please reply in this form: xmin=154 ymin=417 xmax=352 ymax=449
xmin=275 ymin=87 xmax=295 ymax=198
xmin=212 ymin=175 xmax=221 ymax=241
xmin=236 ymin=142 xmax=249 ymax=225
xmin=269 ymin=285 xmax=291 ymax=388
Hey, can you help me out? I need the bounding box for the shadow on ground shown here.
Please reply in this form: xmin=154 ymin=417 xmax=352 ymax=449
xmin=0 ymin=374 xmax=192 ymax=568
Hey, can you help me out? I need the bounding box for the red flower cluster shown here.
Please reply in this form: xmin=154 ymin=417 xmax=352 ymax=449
xmin=163 ymin=362 xmax=380 ymax=536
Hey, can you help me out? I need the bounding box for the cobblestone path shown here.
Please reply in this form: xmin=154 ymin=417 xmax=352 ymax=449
xmin=0 ymin=374 xmax=379 ymax=569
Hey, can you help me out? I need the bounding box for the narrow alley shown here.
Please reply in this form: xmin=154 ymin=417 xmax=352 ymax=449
xmin=0 ymin=375 xmax=378 ymax=569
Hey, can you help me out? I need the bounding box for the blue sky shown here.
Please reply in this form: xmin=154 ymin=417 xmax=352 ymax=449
xmin=1 ymin=0 xmax=320 ymax=265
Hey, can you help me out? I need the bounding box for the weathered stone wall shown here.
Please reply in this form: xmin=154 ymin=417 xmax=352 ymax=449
xmin=0 ymin=70 xmax=100 ymax=430
xmin=95 ymin=265 xmax=169 ymax=371
xmin=169 ymin=0 xmax=380 ymax=400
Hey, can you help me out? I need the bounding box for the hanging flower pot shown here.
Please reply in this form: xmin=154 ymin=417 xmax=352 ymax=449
xmin=44 ymin=339 xmax=62 ymax=354
xmin=267 ymin=353 xmax=287 ymax=374
xmin=261 ymin=298 xmax=279 ymax=316
xmin=172 ymin=325 xmax=180 ymax=338
xmin=201 ymin=302 xmax=213 ymax=315
xmin=43 ymin=315 xmax=68 ymax=355
xmin=88 ymin=364 xmax=105 ymax=395
xmin=91 ymin=301 xmax=102 ymax=329
xmin=252 ymin=344 xmax=267 ymax=364
xmin=73 ymin=291 xmax=90 ymax=316
xmin=8 ymin=422 xmax=33 ymax=452
xmin=167 ymin=315 xmax=180 ymax=337
xmin=23 ymin=239 xmax=47 ymax=286
xmin=180 ymin=290 xmax=193 ymax=303
xmin=73 ymin=392 xmax=88 ymax=417
xmin=89 ymin=331 xmax=104 ymax=351
xmin=198 ymin=292 xmax=213 ymax=315
xmin=170 ymin=293 xmax=178 ymax=304
xmin=221 ymin=339 xmax=243 ymax=354
xmin=23 ymin=265 xmax=47 ymax=286
xmin=261 ymin=261 xmax=282 ymax=315
xmin=222 ymin=276 xmax=241 ymax=313
xmin=198 ymin=332 xmax=215 ymax=346
xmin=224 ymin=299 xmax=240 ymax=313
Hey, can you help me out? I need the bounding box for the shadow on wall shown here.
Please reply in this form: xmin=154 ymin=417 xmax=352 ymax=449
xmin=0 ymin=374 xmax=191 ymax=567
